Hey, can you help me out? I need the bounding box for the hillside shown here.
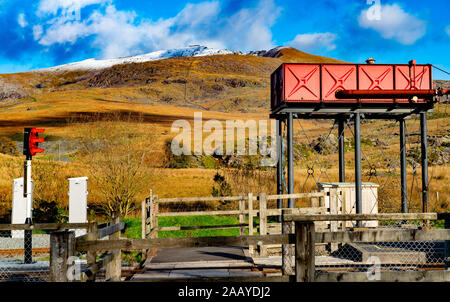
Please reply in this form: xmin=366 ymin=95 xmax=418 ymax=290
xmin=0 ymin=46 xmax=349 ymax=120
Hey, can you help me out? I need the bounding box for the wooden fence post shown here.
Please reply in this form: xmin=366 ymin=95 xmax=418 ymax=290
xmin=239 ymin=196 xmax=246 ymax=236
xmin=259 ymin=192 xmax=267 ymax=257
xmin=282 ymin=209 xmax=293 ymax=276
xmin=86 ymin=222 xmax=98 ymax=282
xmin=295 ymin=221 xmax=315 ymax=282
xmin=50 ymin=231 xmax=75 ymax=282
xmin=141 ymin=197 xmax=148 ymax=261
xmin=311 ymin=190 xmax=318 ymax=207
xmin=106 ymin=214 xmax=121 ymax=281
xmin=152 ymin=195 xmax=159 ymax=239
xmin=329 ymin=188 xmax=338 ymax=252
xmin=248 ymin=193 xmax=254 ymax=255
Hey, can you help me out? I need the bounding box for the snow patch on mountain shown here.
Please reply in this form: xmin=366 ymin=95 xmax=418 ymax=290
xmin=36 ymin=45 xmax=244 ymax=72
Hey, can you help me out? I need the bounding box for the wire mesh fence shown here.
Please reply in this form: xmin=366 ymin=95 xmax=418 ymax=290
xmin=0 ymin=231 xmax=50 ymax=281
xmin=276 ymin=218 xmax=447 ymax=277
xmin=315 ymin=219 xmax=447 ymax=275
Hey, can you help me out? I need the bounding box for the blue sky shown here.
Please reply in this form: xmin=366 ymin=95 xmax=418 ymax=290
xmin=1 ymin=0 xmax=449 ymax=79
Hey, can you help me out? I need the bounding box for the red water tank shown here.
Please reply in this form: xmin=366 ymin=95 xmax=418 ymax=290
xmin=271 ymin=63 xmax=433 ymax=111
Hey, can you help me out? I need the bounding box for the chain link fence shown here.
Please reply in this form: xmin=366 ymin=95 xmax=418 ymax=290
xmin=277 ymin=218 xmax=447 ymax=277
xmin=315 ymin=219 xmax=446 ymax=275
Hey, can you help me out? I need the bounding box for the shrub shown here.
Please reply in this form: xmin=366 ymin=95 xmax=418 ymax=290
xmin=0 ymin=137 xmax=19 ymax=156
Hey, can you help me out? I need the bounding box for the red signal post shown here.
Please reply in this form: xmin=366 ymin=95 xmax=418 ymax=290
xmin=23 ymin=127 xmax=45 ymax=159
xmin=29 ymin=128 xmax=45 ymax=156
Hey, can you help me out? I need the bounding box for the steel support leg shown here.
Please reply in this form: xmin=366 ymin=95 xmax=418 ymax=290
xmin=420 ymin=112 xmax=428 ymax=213
xmin=338 ymin=119 xmax=345 ymax=183
xmin=400 ymin=118 xmax=408 ymax=213
xmin=287 ymin=112 xmax=294 ymax=208
xmin=354 ymin=113 xmax=362 ymax=215
xmin=276 ymin=118 xmax=283 ymax=222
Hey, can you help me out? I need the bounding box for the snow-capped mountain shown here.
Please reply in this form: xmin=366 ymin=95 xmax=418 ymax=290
xmin=37 ymin=45 xmax=245 ymax=72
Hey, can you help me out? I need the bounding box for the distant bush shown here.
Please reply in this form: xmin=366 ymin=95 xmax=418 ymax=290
xmin=163 ymin=138 xmax=192 ymax=168
xmin=201 ymin=156 xmax=218 ymax=169
xmin=0 ymin=137 xmax=19 ymax=156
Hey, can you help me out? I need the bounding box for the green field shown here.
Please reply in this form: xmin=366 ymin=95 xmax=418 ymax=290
xmin=121 ymin=215 xmax=265 ymax=239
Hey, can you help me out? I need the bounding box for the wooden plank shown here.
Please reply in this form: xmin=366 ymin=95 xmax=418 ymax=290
xmin=314 ymin=270 xmax=450 ymax=282
xmin=266 ymin=192 xmax=325 ymax=201
xmin=76 ymin=228 xmax=450 ymax=252
xmin=81 ymin=253 xmax=113 ymax=282
xmin=157 ymin=210 xmax=242 ymax=217
xmin=158 ymin=196 xmax=247 ymax=203
xmin=98 ymin=222 xmax=125 ymax=239
xmin=158 ymin=224 xmax=248 ymax=231
xmin=0 ymin=223 xmax=89 ymax=231
xmin=75 ymin=234 xmax=295 ymax=252
xmin=315 ymin=229 xmax=450 ymax=243
xmin=295 ymin=222 xmax=315 ymax=282
xmin=266 ymin=207 xmax=327 ymax=216
xmin=284 ymin=213 xmax=438 ymax=222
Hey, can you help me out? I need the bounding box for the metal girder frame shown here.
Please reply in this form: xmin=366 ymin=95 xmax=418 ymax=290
xmin=271 ymin=107 xmax=431 ymax=215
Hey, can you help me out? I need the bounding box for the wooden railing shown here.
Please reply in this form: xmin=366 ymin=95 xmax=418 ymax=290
xmin=76 ymin=215 xmax=125 ymax=282
xmin=285 ymin=212 xmax=450 ymax=282
xmin=141 ymin=191 xmax=328 ymax=257
xmin=68 ymin=212 xmax=450 ymax=282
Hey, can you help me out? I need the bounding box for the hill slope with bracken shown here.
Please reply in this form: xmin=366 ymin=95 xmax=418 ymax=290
xmin=0 ymin=46 xmax=347 ymax=118
xmin=0 ymin=45 xmax=447 ymax=131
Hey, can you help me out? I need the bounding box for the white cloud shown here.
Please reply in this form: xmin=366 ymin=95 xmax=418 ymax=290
xmin=38 ymin=0 xmax=109 ymax=15
xmin=32 ymin=0 xmax=281 ymax=58
xmin=288 ymin=33 xmax=337 ymax=52
xmin=358 ymin=3 xmax=426 ymax=45
xmin=17 ymin=13 xmax=28 ymax=27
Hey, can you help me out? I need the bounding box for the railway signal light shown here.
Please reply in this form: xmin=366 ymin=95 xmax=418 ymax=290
xmin=23 ymin=127 xmax=45 ymax=159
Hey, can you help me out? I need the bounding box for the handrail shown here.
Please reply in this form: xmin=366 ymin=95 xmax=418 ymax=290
xmin=284 ymin=213 xmax=438 ymax=222
xmin=0 ymin=222 xmax=89 ymax=231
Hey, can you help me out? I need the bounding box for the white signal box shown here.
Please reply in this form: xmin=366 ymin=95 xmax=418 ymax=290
xmin=11 ymin=178 xmax=33 ymax=238
xmin=68 ymin=177 xmax=88 ymax=237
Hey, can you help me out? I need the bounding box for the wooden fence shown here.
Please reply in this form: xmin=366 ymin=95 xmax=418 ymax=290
xmin=141 ymin=191 xmax=328 ymax=257
xmin=66 ymin=212 xmax=450 ymax=282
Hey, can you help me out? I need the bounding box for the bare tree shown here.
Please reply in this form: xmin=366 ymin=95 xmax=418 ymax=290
xmin=76 ymin=112 xmax=154 ymax=219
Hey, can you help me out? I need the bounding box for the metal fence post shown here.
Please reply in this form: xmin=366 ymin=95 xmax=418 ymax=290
xmin=295 ymin=221 xmax=315 ymax=282
xmin=50 ymin=231 xmax=75 ymax=282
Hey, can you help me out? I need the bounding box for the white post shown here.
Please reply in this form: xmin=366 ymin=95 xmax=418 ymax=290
xmin=24 ymin=160 xmax=33 ymax=224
